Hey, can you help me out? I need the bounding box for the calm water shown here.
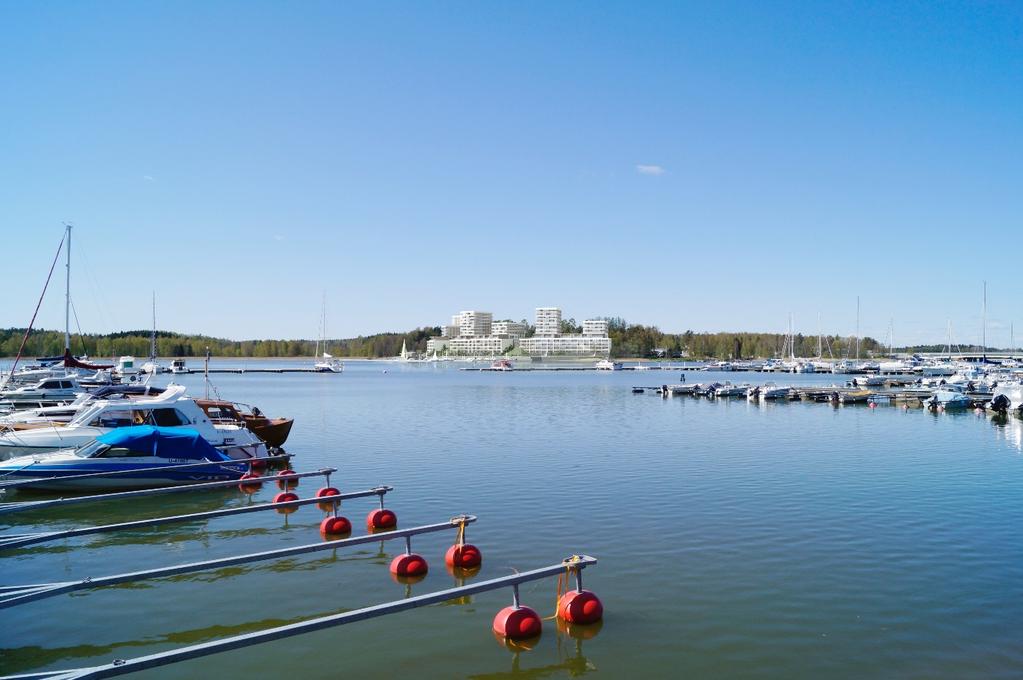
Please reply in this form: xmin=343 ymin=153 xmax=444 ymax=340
xmin=3 ymin=361 xmax=1023 ymax=679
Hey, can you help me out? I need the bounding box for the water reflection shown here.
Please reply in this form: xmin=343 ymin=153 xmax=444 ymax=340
xmin=990 ymin=411 xmax=1023 ymax=452
xmin=475 ymin=620 xmax=601 ymax=678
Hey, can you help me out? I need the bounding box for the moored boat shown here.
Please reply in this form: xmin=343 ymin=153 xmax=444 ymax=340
xmin=0 ymin=426 xmax=247 ymax=491
xmin=195 ymin=399 xmax=294 ymax=448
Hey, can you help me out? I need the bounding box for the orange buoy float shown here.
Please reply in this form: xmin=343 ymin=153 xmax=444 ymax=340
xmin=557 ymin=590 xmax=603 ymax=625
xmin=272 ymin=491 xmax=299 ymax=513
xmin=445 ymin=544 xmax=482 ymax=569
xmin=367 ymin=508 xmax=398 ymax=530
xmin=276 ymin=469 xmax=298 ymax=490
xmin=238 ymin=472 xmax=262 ymax=494
xmin=316 ymin=486 xmax=342 ymax=511
xmin=445 ymin=518 xmax=481 ymax=568
xmin=493 ymin=606 xmax=542 ymax=640
xmin=319 ymin=516 xmax=352 ymax=536
xmin=390 ymin=552 xmax=428 ymax=577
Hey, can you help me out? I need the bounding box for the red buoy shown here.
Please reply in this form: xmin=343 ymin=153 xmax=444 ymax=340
xmin=389 ymin=553 xmax=428 ymax=577
xmin=557 ymin=590 xmax=603 ymax=625
xmin=367 ymin=508 xmax=398 ymax=530
xmin=276 ymin=469 xmax=298 ymax=490
xmin=250 ymin=458 xmax=268 ymax=471
xmin=238 ymin=472 xmax=262 ymax=494
xmin=445 ymin=543 xmax=482 ymax=569
xmin=272 ymin=491 xmax=299 ymax=513
xmin=493 ymin=606 xmax=542 ymax=640
xmin=319 ymin=516 xmax=352 ymax=535
xmin=316 ymin=486 xmax=341 ymax=511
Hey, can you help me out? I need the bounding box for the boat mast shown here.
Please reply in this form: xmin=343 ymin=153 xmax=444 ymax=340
xmin=982 ymin=280 xmax=987 ymax=362
xmin=855 ymin=296 xmax=860 ymax=361
xmin=817 ymin=312 xmax=822 ymax=359
xmin=788 ymin=313 xmax=795 ymax=360
xmin=64 ymin=222 xmax=72 ymax=353
xmin=150 ymin=291 xmax=157 ymax=362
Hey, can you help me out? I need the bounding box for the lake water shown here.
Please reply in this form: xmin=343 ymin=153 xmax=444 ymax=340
xmin=3 ymin=360 xmax=1023 ymax=678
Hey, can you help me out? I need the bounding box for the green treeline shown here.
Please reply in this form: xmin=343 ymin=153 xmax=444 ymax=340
xmin=0 ymin=327 xmax=442 ymax=359
xmin=1 ymin=323 xmax=885 ymax=360
xmin=602 ymin=318 xmax=883 ymax=359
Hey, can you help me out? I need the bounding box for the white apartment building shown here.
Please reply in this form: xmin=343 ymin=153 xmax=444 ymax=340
xmin=428 ymin=336 xmax=513 ymax=356
xmin=583 ymin=319 xmax=609 ymax=336
xmin=492 ymin=321 xmax=526 ymax=338
xmin=535 ymin=307 xmax=562 ymax=336
xmin=458 ymin=311 xmax=492 ymax=337
xmin=442 ymin=325 xmax=461 ymax=338
xmin=519 ymin=335 xmax=611 ymax=357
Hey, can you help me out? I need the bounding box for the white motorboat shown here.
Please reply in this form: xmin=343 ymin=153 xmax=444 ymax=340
xmin=0 ymin=384 xmax=266 ymax=460
xmin=595 ymin=359 xmax=623 ymax=371
xmin=115 ymin=356 xmax=140 ymax=377
xmin=0 ymin=375 xmax=83 ymax=409
xmin=748 ymin=383 xmax=790 ymax=401
xmin=170 ymin=359 xmax=188 ymax=374
xmin=925 ymin=385 xmax=971 ymax=410
xmin=0 ymin=426 xmax=247 ymax=491
xmin=990 ymin=382 xmax=1023 ymax=412
xmin=0 ymin=385 xmax=166 ymax=429
xmin=713 ymin=383 xmax=750 ymax=397
xmin=490 ymin=359 xmax=514 ymax=371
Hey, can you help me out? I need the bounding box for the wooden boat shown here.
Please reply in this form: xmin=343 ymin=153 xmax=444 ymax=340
xmin=195 ymin=399 xmax=294 ymax=448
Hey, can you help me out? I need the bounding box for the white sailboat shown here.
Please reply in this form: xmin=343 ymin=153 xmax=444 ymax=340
xmin=141 ymin=292 xmax=166 ymax=375
xmin=313 ymin=294 xmax=343 ymax=373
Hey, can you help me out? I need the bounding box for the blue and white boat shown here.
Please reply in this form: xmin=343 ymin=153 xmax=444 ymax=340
xmin=0 ymin=426 xmax=247 ymax=491
xmin=924 ymin=386 xmax=972 ymax=410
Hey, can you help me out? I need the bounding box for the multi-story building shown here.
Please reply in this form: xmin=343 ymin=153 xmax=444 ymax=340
xmin=429 ymin=306 xmax=611 ymax=357
xmin=445 ymin=336 xmax=514 ymax=356
xmin=518 ymin=335 xmax=611 ymax=357
xmin=492 ymin=321 xmax=526 ymax=338
xmin=535 ymin=307 xmax=562 ymax=337
xmin=457 ymin=311 xmax=492 ymax=337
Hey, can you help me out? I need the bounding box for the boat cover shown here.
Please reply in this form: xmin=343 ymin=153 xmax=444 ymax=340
xmin=91 ymin=385 xmax=166 ymax=399
xmin=62 ymin=348 xmax=114 ymax=370
xmin=95 ymin=426 xmax=231 ymax=461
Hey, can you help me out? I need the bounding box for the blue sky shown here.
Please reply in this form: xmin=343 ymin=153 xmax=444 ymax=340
xmin=1 ymin=2 xmax=1020 ymax=345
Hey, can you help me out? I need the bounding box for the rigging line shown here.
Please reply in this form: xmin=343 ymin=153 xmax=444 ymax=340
xmin=69 ymin=297 xmax=87 ymax=355
xmin=2 ymin=231 xmax=67 ymax=389
xmin=74 ymin=232 xmax=114 ymax=332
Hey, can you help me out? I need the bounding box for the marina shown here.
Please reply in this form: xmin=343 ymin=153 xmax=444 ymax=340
xmin=3 ymin=361 xmax=1023 ymax=677
xmin=5 ymin=3 xmax=1022 ymax=676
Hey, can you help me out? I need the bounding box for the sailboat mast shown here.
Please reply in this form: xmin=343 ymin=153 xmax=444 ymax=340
xmin=855 ymin=296 xmax=860 ymax=361
xmin=64 ymin=223 xmax=72 ymax=352
xmin=817 ymin=312 xmax=822 ymax=359
xmin=982 ymin=281 xmax=987 ymax=362
xmin=150 ymin=291 xmax=157 ymax=361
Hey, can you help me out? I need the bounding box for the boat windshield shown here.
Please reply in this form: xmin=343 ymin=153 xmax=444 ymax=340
xmin=74 ymin=440 xmax=109 ymax=458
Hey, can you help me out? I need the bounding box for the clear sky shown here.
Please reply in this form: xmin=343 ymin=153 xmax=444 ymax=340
xmin=2 ymin=2 xmax=1020 ymax=346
